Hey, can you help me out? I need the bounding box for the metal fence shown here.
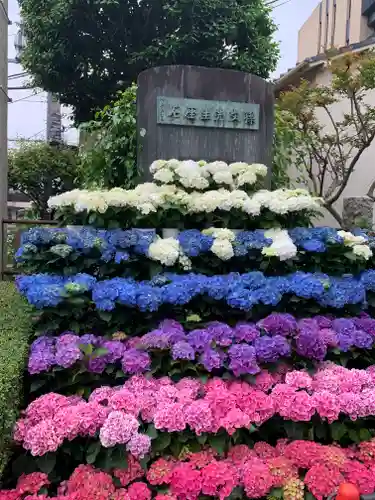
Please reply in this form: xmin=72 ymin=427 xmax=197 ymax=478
xmin=1 ymin=218 xmax=58 ymax=279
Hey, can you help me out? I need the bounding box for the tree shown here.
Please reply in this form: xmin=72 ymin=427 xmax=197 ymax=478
xmin=275 ymin=51 xmax=375 ymax=225
xmin=19 ymin=0 xmax=279 ymax=123
xmin=79 ymin=85 xmax=138 ymax=189
xmin=8 ymin=142 xmax=79 ymax=218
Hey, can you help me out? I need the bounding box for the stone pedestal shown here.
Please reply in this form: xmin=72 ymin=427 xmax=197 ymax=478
xmin=342 ymin=196 xmax=374 ymax=230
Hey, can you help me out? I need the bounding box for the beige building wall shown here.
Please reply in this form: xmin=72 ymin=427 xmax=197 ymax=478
xmin=298 ymin=0 xmax=373 ymax=64
xmin=290 ymin=66 xmax=375 ymax=227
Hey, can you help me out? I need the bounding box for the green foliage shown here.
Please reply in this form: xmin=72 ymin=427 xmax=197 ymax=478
xmin=276 ymin=50 xmax=375 ymax=225
xmin=79 ymin=85 xmax=138 ymax=189
xmin=20 ymin=0 xmax=279 ymax=123
xmin=8 ymin=142 xmax=79 ymax=218
xmin=272 ymin=106 xmax=299 ymax=189
xmin=0 ymin=282 xmax=32 ymax=478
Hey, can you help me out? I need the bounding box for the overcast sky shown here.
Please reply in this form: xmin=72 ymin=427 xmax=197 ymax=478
xmin=7 ymin=0 xmax=320 ymax=146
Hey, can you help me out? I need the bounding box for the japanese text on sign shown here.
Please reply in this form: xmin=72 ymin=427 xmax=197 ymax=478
xmin=157 ymin=97 xmax=260 ymax=130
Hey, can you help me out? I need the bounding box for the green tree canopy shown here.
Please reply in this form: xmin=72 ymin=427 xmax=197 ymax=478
xmin=8 ymin=142 xmax=79 ymax=218
xmin=20 ymin=0 xmax=279 ymax=123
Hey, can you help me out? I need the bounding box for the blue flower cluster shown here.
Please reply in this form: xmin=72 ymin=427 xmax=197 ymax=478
xmin=16 ymin=269 xmax=375 ymax=312
xmin=16 ymin=226 xmax=370 ymax=265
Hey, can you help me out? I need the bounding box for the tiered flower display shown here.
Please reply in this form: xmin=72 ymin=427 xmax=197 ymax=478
xmin=5 ymin=158 xmax=375 ymax=499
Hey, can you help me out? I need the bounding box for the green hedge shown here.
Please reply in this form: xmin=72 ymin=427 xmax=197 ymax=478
xmin=0 ymin=282 xmax=31 ymax=478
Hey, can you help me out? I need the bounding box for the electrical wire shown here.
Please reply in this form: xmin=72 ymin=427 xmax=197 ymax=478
xmin=9 ymin=90 xmax=43 ymax=103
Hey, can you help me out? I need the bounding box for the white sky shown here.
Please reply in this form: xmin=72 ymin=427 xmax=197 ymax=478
xmin=7 ymin=0 xmax=321 ymax=145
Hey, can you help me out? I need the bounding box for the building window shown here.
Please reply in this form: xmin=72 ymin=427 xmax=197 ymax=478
xmin=331 ymin=0 xmax=337 ymax=46
xmin=346 ymin=0 xmax=352 ymax=44
xmin=318 ymin=1 xmax=323 ymax=53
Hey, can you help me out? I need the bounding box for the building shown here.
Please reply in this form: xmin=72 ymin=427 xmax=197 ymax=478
xmin=298 ymin=0 xmax=375 ymax=62
xmin=275 ymin=1 xmax=375 ymax=227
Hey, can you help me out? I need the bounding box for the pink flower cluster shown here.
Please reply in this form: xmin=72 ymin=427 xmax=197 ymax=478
xmin=3 ymin=440 xmax=375 ymax=499
xmin=14 ymin=364 xmax=375 ymax=457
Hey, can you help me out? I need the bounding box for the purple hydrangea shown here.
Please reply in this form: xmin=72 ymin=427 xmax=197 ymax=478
xmin=206 ymin=321 xmax=233 ymax=347
xmin=187 ymin=329 xmax=213 ymax=353
xmin=200 ymin=348 xmax=223 ymax=372
xmin=296 ymin=328 xmax=327 ymax=361
xmin=100 ymin=340 xmax=126 ymax=363
xmin=352 ymin=329 xmax=373 ymax=349
xmin=121 ymin=349 xmax=151 ymax=374
xmin=233 ymin=323 xmax=260 ymax=343
xmin=55 ymin=334 xmax=82 ymax=368
xmin=28 ymin=336 xmax=56 ymax=374
xmin=140 ymin=329 xmax=171 ymax=349
xmin=254 ymin=335 xmax=291 ymax=363
xmin=228 ymin=344 xmax=259 ymax=376
xmin=171 ymin=341 xmax=195 ymax=361
xmin=159 ymin=319 xmax=186 ymax=343
xmin=257 ymin=313 xmax=297 ymax=337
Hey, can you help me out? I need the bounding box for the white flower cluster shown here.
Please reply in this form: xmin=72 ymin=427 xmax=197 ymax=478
xmin=262 ymin=229 xmax=298 ymax=261
xmin=148 ymin=237 xmax=192 ymax=270
xmin=147 ymin=228 xmax=300 ymax=266
xmin=337 ymin=230 xmax=373 ymax=260
xmin=48 ymin=184 xmax=321 ymax=218
xmin=150 ymin=159 xmax=268 ymax=190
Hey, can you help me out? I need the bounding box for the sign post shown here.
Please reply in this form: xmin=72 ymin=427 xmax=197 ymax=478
xmin=137 ymin=65 xmax=274 ymax=181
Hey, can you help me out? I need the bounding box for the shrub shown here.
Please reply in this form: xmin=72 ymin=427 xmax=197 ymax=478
xmin=0 ymin=282 xmax=32 ymax=477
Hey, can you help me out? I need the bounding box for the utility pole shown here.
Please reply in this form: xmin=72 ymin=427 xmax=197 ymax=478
xmin=0 ymin=0 xmax=9 ymax=280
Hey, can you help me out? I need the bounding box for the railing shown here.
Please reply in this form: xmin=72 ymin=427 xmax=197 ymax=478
xmin=1 ymin=218 xmax=58 ymax=280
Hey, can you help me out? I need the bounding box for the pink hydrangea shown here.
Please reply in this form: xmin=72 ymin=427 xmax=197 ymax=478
xmin=184 ymin=400 xmax=213 ymax=435
xmin=113 ymin=455 xmax=144 ymax=487
xmin=154 ymin=403 xmax=186 ymax=432
xmin=170 ymin=462 xmax=202 ymax=500
xmin=16 ymin=473 xmax=49 ymax=495
xmin=242 ymin=457 xmax=274 ymax=498
xmin=126 ymin=433 xmax=151 ymax=459
xmin=147 ymin=458 xmax=174 ymax=485
xmin=343 ymin=460 xmax=375 ymax=494
xmin=200 ymin=460 xmax=238 ymax=499
xmin=23 ymin=419 xmax=64 ymax=456
xmin=99 ymin=411 xmax=139 ymax=447
xmin=313 ymin=391 xmax=340 ymax=423
xmin=126 ymin=482 xmax=151 ymax=500
xmin=304 ymin=464 xmax=343 ymax=500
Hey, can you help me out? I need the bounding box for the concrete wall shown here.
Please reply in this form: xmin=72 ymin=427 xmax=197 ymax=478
xmin=298 ymin=0 xmax=372 ymax=63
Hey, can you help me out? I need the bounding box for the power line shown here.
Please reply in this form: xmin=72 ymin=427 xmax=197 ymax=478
xmin=10 ymin=90 xmax=43 ymax=103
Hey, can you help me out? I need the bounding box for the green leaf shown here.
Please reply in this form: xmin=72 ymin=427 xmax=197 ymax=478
xmin=98 ymin=311 xmax=112 ymax=322
xmin=359 ymin=428 xmax=372 ymax=441
xmin=79 ymin=343 xmax=93 ymax=356
xmin=30 ymin=379 xmax=46 ymax=392
xmin=86 ymin=441 xmax=101 ymax=464
xmin=197 ymin=434 xmax=207 ymax=445
xmin=146 ymin=424 xmax=158 ymax=439
xmin=153 ymin=433 xmax=171 ymax=452
xmin=348 ymin=429 xmax=360 ymax=443
xmin=330 ymin=422 xmax=347 ymax=441
xmin=93 ymin=347 xmax=109 ymax=357
xmin=36 ymin=453 xmax=56 ymax=474
xmin=208 ymin=434 xmax=227 ymax=455
xmin=110 ymin=446 xmax=128 ymax=469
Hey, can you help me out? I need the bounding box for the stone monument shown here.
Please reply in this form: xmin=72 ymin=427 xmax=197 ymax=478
xmin=137 ymin=65 xmax=274 ymax=180
xmin=342 ymin=196 xmax=374 ymax=230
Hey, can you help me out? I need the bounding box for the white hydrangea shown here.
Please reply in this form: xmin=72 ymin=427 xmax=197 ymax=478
xmin=352 ymin=244 xmax=373 ymax=260
xmin=236 ymin=170 xmax=257 ymax=188
xmin=212 ymin=170 xmax=234 ymax=186
xmin=263 ymin=229 xmax=297 ymax=261
xmin=153 ymin=167 xmax=175 ymax=184
xmin=337 ymin=230 xmax=367 ymax=246
xmin=150 ymin=159 xmax=167 ymax=173
xmin=48 ymin=171 xmax=322 ymax=218
xmin=148 ymin=237 xmax=180 ymax=266
xmin=205 ymin=161 xmax=229 ymax=174
xmin=251 ymin=164 xmax=268 ymax=176
xmin=178 ymin=254 xmax=192 ymax=270
xmin=229 ymin=162 xmax=249 ymax=176
xmin=203 ymin=228 xmax=236 ymax=241
xmin=211 ymin=238 xmax=234 ymax=260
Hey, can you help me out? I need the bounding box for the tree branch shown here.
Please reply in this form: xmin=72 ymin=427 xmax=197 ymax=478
xmin=324 ymin=201 xmax=342 ymax=226
xmin=326 ymin=129 xmax=375 ymax=205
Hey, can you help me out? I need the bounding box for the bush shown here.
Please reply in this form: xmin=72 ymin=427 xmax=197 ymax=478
xmin=0 ymin=282 xmax=32 ymax=478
